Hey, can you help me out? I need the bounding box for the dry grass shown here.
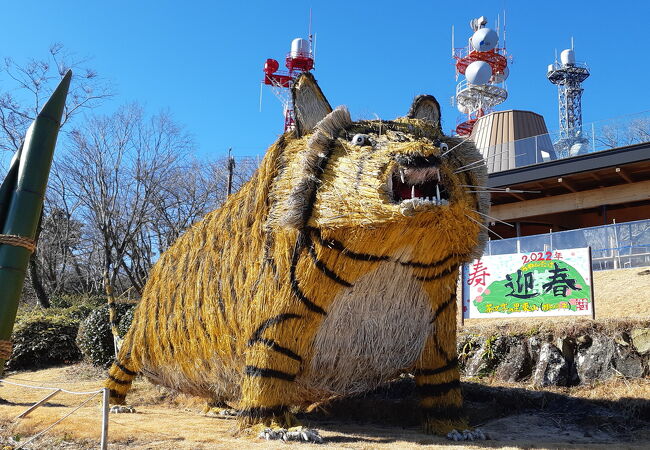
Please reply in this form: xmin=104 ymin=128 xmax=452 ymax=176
xmin=2 ymin=268 xmax=649 ymax=448
xmin=2 ymin=365 xmax=648 ymax=449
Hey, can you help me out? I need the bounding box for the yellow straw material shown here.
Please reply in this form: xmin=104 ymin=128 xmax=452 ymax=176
xmin=105 ymin=101 xmax=489 ymax=436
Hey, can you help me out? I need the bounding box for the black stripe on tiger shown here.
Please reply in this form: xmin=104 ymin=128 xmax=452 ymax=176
xmin=244 ymin=365 xmax=296 ymax=382
xmin=109 ymin=389 xmax=126 ymax=401
xmin=251 ymin=338 xmax=303 ymax=362
xmin=310 ymin=226 xmax=458 ymax=270
xmin=430 ymin=332 xmax=454 ymax=363
xmin=115 ymin=362 xmax=137 ymax=377
xmin=306 ymin=236 xmax=352 ymax=287
xmin=416 ymin=380 xmax=461 ymax=397
xmin=248 ymin=314 xmax=304 ymax=362
xmin=108 ymin=375 xmax=132 ymax=385
xmin=308 ymin=227 xmax=390 ymax=262
xmin=429 ymin=292 xmax=456 ymax=324
xmin=250 ymin=313 xmax=302 ymax=341
xmin=238 ymin=405 xmax=288 ymax=419
xmin=421 ymin=405 xmax=464 ymax=420
xmin=398 ymin=252 xmax=456 ymax=269
xmin=415 ymin=264 xmax=459 ymax=282
xmin=290 ymin=238 xmax=327 ymax=315
xmin=413 ymin=358 xmax=458 ymax=377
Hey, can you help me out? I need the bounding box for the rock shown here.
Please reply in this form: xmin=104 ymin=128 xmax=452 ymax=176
xmin=527 ymin=336 xmax=542 ymax=365
xmin=612 ymin=345 xmax=644 ymax=378
xmin=630 ymin=328 xmax=650 ymax=355
xmin=576 ymin=334 xmax=592 ymax=348
xmin=576 ymin=335 xmax=615 ymax=382
xmin=613 ymin=331 xmax=630 ymax=347
xmin=495 ymin=341 xmax=532 ymax=382
xmin=556 ymin=337 xmax=579 ymax=385
xmin=532 ymin=343 xmax=568 ymax=387
xmin=464 ymin=339 xmax=489 ymax=377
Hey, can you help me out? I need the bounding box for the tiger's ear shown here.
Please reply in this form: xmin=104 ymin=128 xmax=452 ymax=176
xmin=292 ymin=73 xmax=333 ymax=137
xmin=407 ymin=95 xmax=442 ymax=130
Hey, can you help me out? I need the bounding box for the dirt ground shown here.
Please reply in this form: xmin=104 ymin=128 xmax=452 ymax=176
xmin=1 ymin=267 xmax=649 ymax=449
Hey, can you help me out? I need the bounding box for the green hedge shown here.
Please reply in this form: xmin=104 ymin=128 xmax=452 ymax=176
xmin=76 ymin=303 xmax=135 ymax=368
xmin=7 ymin=312 xmax=82 ymax=370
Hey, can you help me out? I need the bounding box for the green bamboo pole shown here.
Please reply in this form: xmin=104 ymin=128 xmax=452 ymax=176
xmin=0 ymin=146 xmax=22 ymax=228
xmin=0 ymin=70 xmax=71 ymax=374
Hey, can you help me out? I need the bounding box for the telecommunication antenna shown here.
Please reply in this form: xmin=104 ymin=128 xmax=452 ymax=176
xmin=451 ymin=13 xmax=511 ymax=136
xmin=260 ymin=15 xmax=315 ymax=132
xmin=547 ymin=44 xmax=590 ymax=157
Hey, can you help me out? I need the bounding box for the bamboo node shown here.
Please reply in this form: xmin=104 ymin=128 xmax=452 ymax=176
xmin=0 ymin=234 xmax=36 ymax=253
xmin=0 ymin=340 xmax=12 ymax=360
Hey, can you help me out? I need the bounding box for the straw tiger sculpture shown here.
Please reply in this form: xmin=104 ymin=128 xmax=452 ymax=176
xmin=105 ymin=73 xmax=489 ymax=441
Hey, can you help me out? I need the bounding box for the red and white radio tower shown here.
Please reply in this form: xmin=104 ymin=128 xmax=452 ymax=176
xmin=452 ymin=14 xmax=510 ymax=136
xmin=261 ymin=33 xmax=315 ymax=132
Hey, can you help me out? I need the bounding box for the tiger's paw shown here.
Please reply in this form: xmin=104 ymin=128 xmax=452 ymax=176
xmin=258 ymin=426 xmax=323 ymax=443
xmin=423 ymin=416 xmax=469 ymax=436
xmin=446 ymin=429 xmax=487 ymax=441
xmin=110 ymin=405 xmax=136 ymax=414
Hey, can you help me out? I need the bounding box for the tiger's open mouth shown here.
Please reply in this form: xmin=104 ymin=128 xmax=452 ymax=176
xmin=388 ymin=155 xmax=449 ymax=206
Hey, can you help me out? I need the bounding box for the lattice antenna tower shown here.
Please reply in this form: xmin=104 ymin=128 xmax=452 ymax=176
xmin=547 ymin=40 xmax=590 ymax=157
xmin=260 ymin=14 xmax=315 ymax=132
xmin=451 ymin=13 xmax=511 ymax=136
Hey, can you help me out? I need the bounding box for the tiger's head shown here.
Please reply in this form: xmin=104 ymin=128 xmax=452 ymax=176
xmin=268 ymin=74 xmax=489 ymax=262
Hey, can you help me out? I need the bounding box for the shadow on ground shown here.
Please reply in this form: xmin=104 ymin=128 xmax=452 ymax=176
xmin=298 ymin=378 xmax=650 ymax=446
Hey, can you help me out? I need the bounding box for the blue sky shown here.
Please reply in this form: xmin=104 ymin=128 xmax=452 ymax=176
xmin=1 ymin=1 xmax=647 ymax=159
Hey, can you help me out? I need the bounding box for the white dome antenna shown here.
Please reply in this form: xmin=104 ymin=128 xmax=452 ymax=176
xmin=452 ymin=13 xmax=510 ymax=136
xmin=547 ymin=43 xmax=590 ymax=157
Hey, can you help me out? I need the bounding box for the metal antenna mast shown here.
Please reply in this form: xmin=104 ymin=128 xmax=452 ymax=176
xmin=547 ymin=44 xmax=590 ymax=157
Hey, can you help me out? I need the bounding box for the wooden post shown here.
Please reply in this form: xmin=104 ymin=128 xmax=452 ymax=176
xmin=460 ymin=264 xmax=466 ymax=326
xmin=589 ymin=246 xmax=596 ymax=320
xmin=100 ymin=387 xmax=109 ymax=450
xmin=16 ymin=388 xmax=61 ymax=419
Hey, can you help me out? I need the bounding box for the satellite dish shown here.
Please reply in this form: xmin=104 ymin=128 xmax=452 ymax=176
xmin=471 ymin=28 xmax=498 ymax=52
xmin=492 ymin=65 xmax=509 ymax=83
xmin=465 ymin=61 xmax=492 ymax=85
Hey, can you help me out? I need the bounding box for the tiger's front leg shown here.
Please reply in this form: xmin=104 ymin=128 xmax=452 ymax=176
xmin=414 ymin=291 xmax=487 ymax=441
xmin=237 ymin=311 xmax=323 ymax=442
xmin=413 ymin=291 xmax=466 ymax=434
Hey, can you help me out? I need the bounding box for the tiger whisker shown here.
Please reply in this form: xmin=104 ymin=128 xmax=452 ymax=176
xmin=454 ymin=160 xmax=487 ymax=173
xmin=461 ymin=185 xmax=541 ymax=194
xmin=454 ymin=149 xmax=524 ymax=173
xmin=465 ymin=189 xmax=539 ymax=194
xmin=465 ymin=214 xmax=504 ymax=239
xmin=470 ymin=209 xmax=514 ymax=228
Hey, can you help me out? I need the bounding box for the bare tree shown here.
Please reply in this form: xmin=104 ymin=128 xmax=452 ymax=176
xmin=0 ymin=44 xmax=113 ymax=307
xmin=0 ymin=43 xmax=112 ymax=155
xmin=61 ymin=104 xmax=193 ymax=297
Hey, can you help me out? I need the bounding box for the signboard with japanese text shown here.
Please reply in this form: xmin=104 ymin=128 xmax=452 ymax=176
xmin=462 ymin=247 xmax=594 ymax=319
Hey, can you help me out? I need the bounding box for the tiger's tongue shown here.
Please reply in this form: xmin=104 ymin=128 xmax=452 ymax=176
xmin=399 ymin=186 xmax=424 ymax=199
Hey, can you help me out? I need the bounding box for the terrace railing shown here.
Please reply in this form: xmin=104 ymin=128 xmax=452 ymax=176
xmin=485 ymin=110 xmax=650 ymax=170
xmin=485 ymin=219 xmax=650 ymax=271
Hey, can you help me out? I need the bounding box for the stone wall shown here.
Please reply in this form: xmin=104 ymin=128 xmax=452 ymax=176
xmin=458 ymin=323 xmax=650 ymax=386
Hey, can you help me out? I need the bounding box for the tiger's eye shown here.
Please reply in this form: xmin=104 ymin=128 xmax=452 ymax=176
xmin=351 ymin=134 xmax=369 ymax=146
xmin=439 ymin=142 xmax=449 ymax=152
